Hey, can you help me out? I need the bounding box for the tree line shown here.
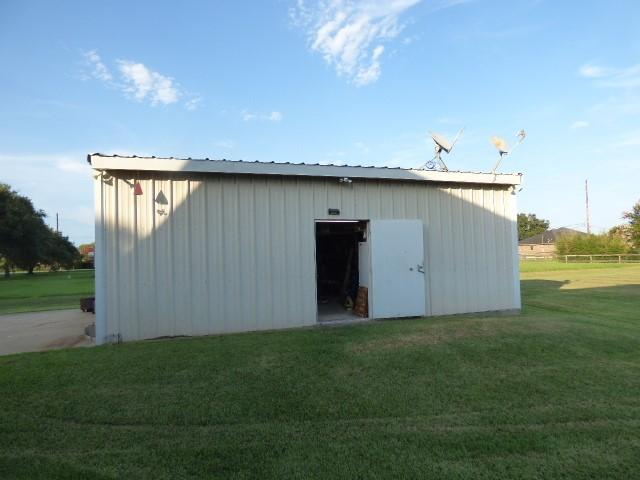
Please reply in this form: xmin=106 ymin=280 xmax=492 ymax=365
xmin=518 ymin=200 xmax=640 ymax=255
xmin=0 ymin=183 xmax=80 ymax=277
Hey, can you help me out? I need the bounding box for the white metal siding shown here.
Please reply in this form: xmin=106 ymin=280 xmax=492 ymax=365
xmin=94 ymin=172 xmax=520 ymax=344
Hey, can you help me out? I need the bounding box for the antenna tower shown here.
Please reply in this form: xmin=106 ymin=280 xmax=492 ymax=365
xmin=585 ymin=179 xmax=591 ymax=234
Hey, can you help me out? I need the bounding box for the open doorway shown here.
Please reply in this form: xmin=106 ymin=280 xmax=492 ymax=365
xmin=315 ymin=220 xmax=369 ymax=322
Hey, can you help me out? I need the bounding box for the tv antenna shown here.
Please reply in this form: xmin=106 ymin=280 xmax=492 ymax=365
xmin=491 ymin=129 xmax=526 ymax=173
xmin=420 ymin=128 xmax=464 ymax=171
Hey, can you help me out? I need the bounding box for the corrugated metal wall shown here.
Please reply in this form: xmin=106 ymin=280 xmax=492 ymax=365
xmin=94 ymin=171 xmax=520 ymax=344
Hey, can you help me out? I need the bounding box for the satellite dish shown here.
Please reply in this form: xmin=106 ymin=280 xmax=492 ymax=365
xmin=491 ymin=129 xmax=526 ymax=173
xmin=432 ymin=132 xmax=453 ymax=153
xmin=491 ymin=136 xmax=510 ymax=156
xmin=419 ymin=127 xmax=464 ymax=171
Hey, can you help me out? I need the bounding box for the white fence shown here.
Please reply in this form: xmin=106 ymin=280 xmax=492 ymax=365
xmin=561 ymin=254 xmax=640 ymax=264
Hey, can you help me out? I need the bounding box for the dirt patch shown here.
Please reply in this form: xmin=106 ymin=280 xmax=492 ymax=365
xmin=44 ymin=335 xmax=92 ymax=350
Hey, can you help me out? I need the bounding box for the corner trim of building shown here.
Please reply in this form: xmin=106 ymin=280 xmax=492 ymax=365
xmin=93 ymin=174 xmax=108 ymax=345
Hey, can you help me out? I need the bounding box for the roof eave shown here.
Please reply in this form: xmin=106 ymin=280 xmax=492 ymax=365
xmin=88 ymin=154 xmax=523 ymax=186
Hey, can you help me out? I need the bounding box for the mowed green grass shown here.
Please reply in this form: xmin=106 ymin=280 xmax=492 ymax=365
xmin=520 ymin=259 xmax=640 ymax=273
xmin=0 ymin=270 xmax=95 ymax=315
xmin=1 ymin=265 xmax=639 ymax=478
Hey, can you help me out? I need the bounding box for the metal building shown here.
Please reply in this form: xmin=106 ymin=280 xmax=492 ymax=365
xmin=89 ymin=154 xmax=523 ymax=345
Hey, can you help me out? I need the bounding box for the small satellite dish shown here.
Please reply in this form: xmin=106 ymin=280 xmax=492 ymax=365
xmin=491 ymin=129 xmax=526 ymax=173
xmin=491 ymin=136 xmax=510 ymax=157
xmin=420 ymin=128 xmax=464 ymax=171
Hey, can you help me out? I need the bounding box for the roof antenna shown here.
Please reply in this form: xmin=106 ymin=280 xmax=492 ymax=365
xmin=420 ymin=128 xmax=464 ymax=171
xmin=491 ymin=129 xmax=526 ymax=173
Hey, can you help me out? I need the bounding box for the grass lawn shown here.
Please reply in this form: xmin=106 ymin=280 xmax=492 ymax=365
xmin=0 ymin=270 xmax=95 ymax=315
xmin=1 ymin=265 xmax=639 ymax=478
xmin=520 ymin=259 xmax=640 ymax=273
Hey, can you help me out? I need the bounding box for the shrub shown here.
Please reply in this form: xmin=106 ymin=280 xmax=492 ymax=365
xmin=556 ymin=233 xmax=630 ymax=256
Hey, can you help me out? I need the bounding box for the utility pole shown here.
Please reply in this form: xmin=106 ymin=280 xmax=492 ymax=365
xmin=56 ymin=213 xmax=59 ymax=233
xmin=585 ymin=179 xmax=591 ymax=234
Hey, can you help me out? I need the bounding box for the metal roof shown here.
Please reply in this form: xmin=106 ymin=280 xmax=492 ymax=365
xmin=519 ymin=227 xmax=585 ymax=245
xmin=88 ymin=153 xmax=523 ymax=186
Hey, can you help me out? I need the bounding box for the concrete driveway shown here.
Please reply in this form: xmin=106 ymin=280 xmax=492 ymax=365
xmin=0 ymin=309 xmax=94 ymax=356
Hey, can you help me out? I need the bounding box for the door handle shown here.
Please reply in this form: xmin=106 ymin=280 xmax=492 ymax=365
xmin=416 ymin=264 xmax=425 ymax=274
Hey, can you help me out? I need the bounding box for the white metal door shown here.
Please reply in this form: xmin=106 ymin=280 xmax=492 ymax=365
xmin=369 ymin=220 xmax=426 ymax=319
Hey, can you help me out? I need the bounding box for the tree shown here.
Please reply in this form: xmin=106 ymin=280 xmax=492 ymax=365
xmin=8 ymin=205 xmax=49 ymax=275
xmin=0 ymin=184 xmax=13 ymax=277
xmin=0 ymin=183 xmax=80 ymax=275
xmin=622 ymin=200 xmax=640 ymax=251
xmin=0 ymin=183 xmax=49 ymax=275
xmin=609 ymin=224 xmax=633 ymax=247
xmin=517 ymin=213 xmax=550 ymax=241
xmin=0 ymin=184 xmax=46 ymax=276
xmin=43 ymin=231 xmax=80 ymax=270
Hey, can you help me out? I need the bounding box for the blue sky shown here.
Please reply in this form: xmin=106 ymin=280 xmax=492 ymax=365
xmin=1 ymin=0 xmax=639 ymax=245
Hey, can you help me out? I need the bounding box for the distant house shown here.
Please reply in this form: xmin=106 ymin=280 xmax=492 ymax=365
xmin=79 ymin=244 xmax=95 ymax=257
xmin=519 ymin=227 xmax=584 ymax=257
xmin=78 ymin=243 xmax=95 ymax=268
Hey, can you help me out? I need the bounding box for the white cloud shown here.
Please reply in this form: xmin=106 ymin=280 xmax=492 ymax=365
xmin=579 ymin=63 xmax=608 ymax=78
xmin=570 ymin=120 xmax=589 ymax=130
xmin=292 ymin=0 xmax=422 ymax=86
xmin=242 ymin=110 xmax=283 ymax=122
xmin=83 ymin=50 xmax=112 ymax=82
xmin=80 ymin=51 xmax=200 ymax=109
xmin=402 ymin=34 xmax=418 ymax=45
xmin=118 ymin=60 xmax=180 ymax=105
xmin=354 ymin=45 xmax=384 ymax=86
xmin=579 ymin=62 xmax=640 ymax=88
xmin=440 ymin=0 xmax=474 ymax=6
xmin=184 ymin=96 xmax=203 ymax=111
xmin=268 ymin=111 xmax=283 ymax=121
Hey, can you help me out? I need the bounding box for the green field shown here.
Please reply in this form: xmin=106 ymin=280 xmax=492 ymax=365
xmin=1 ymin=264 xmax=639 ymax=478
xmin=0 ymin=270 xmax=95 ymax=315
xmin=520 ymin=259 xmax=640 ymax=273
